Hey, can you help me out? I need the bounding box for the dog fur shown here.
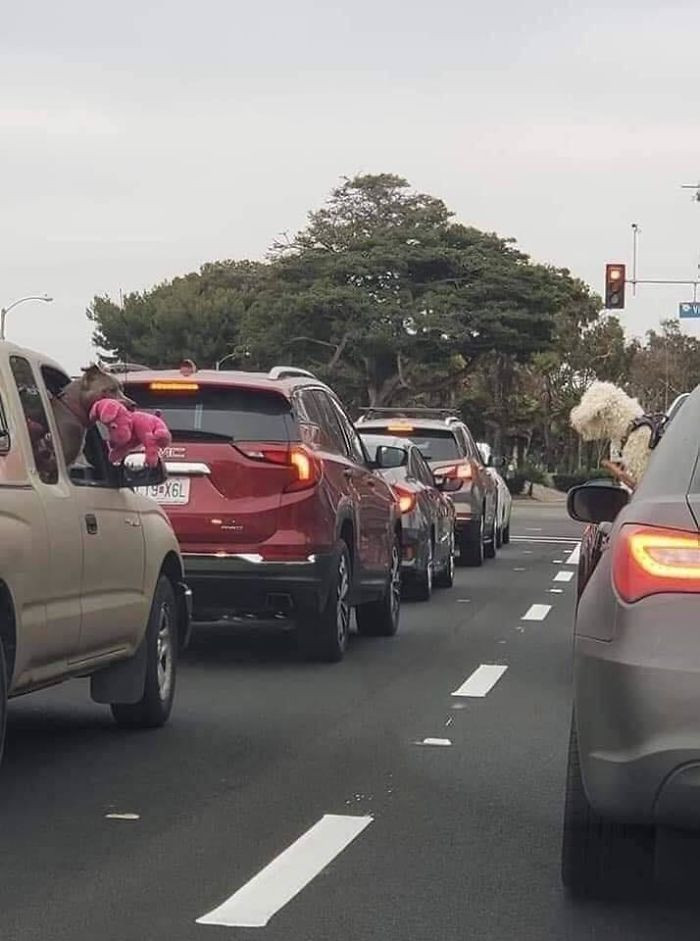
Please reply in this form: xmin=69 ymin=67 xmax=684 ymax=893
xmin=52 ymin=364 xmax=134 ymax=467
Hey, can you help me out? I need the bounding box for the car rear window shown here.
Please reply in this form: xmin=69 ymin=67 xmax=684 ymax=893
xmin=366 ymin=427 xmax=460 ymax=461
xmin=126 ymin=384 xmax=295 ymax=442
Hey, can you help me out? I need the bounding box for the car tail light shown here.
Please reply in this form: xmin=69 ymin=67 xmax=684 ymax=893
xmin=613 ymin=524 xmax=700 ymax=602
xmin=234 ymin=443 xmax=321 ymax=492
xmin=439 ymin=461 xmax=473 ymax=489
xmin=393 ymin=484 xmax=417 ymax=514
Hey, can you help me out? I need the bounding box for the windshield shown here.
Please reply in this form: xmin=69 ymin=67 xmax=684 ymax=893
xmin=363 ymin=426 xmax=460 ymax=462
xmin=125 ymin=384 xmax=295 ymax=442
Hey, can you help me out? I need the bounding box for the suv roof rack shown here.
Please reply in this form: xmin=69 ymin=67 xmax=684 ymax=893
xmin=103 ymin=362 xmax=150 ymax=374
xmin=357 ymin=406 xmax=460 ymax=422
xmin=268 ymin=366 xmax=317 ymax=381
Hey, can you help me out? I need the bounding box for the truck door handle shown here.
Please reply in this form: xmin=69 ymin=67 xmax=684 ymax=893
xmin=85 ymin=513 xmax=98 ymax=535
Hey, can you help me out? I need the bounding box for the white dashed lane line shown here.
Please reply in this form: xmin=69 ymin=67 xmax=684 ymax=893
xmin=565 ymin=544 xmax=581 ymax=565
xmin=196 ymin=815 xmax=373 ymax=928
xmin=452 ymin=664 xmax=508 ymax=698
xmin=553 ymin=570 xmax=574 ymax=583
xmin=522 ymin=603 xmax=552 ymax=621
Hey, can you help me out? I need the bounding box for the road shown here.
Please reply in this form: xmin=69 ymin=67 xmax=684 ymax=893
xmin=3 ymin=502 xmax=700 ymax=940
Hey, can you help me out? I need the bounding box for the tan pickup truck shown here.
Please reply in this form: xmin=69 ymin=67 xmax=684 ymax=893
xmin=0 ymin=341 xmax=191 ymax=766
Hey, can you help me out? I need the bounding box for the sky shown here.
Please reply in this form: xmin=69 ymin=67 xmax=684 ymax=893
xmin=3 ymin=0 xmax=700 ymax=372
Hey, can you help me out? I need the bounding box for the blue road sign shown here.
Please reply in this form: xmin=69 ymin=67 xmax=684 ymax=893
xmin=679 ymin=302 xmax=700 ymax=318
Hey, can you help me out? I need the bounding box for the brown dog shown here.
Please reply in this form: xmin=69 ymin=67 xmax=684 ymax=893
xmin=52 ymin=364 xmax=135 ymax=466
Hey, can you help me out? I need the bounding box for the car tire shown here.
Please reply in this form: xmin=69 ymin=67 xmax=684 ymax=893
xmin=484 ymin=517 xmax=497 ymax=559
xmin=297 ymin=541 xmax=351 ymax=663
xmin=411 ymin=539 xmax=433 ymax=602
xmin=458 ymin=518 xmax=483 ymax=567
xmin=495 ymin=523 xmax=503 ymax=549
xmin=356 ymin=533 xmax=401 ymax=637
xmin=0 ymin=636 xmax=7 ymax=768
xmin=561 ymin=714 xmax=656 ymax=898
xmin=434 ymin=530 xmax=455 ymax=588
xmin=502 ymin=521 xmax=511 ymax=545
xmin=110 ymin=575 xmax=178 ymax=729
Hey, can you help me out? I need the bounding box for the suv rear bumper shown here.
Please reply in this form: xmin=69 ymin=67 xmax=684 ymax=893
xmin=182 ymin=551 xmax=336 ymax=621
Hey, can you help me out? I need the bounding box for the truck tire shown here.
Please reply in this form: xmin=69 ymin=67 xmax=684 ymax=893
xmin=0 ymin=637 xmax=6 ymax=768
xmin=561 ymin=714 xmax=656 ymax=897
xmin=356 ymin=534 xmax=401 ymax=637
xmin=111 ymin=576 xmax=177 ymax=729
xmin=297 ymin=542 xmax=351 ymax=663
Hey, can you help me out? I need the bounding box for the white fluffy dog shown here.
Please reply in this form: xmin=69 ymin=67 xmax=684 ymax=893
xmin=570 ymin=381 xmax=655 ymax=487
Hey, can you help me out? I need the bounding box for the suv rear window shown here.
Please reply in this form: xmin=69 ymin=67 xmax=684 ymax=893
xmin=368 ymin=426 xmax=460 ymax=461
xmin=126 ymin=384 xmax=295 ymax=442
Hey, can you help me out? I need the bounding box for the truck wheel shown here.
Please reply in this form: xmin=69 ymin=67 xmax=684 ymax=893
xmin=561 ymin=714 xmax=656 ymax=897
xmin=111 ymin=576 xmax=177 ymax=729
xmin=0 ymin=637 xmax=6 ymax=768
xmin=356 ymin=534 xmax=401 ymax=637
xmin=297 ymin=542 xmax=351 ymax=663
xmin=458 ymin=518 xmax=483 ymax=567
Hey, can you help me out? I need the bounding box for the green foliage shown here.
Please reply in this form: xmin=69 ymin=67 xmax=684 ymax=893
xmin=552 ymin=469 xmax=613 ymax=493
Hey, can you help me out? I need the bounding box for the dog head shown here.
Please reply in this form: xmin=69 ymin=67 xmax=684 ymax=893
xmin=79 ymin=364 xmax=135 ymax=412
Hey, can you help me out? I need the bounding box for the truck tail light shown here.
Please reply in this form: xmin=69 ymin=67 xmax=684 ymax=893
xmin=234 ymin=443 xmax=321 ymax=492
xmin=613 ymin=524 xmax=700 ymax=602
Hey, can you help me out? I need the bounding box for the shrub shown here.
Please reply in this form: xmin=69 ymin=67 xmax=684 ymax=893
xmin=552 ymin=469 xmax=612 ymax=492
xmin=505 ymin=474 xmax=527 ymax=495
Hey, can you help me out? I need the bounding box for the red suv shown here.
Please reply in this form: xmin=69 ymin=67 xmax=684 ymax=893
xmin=123 ymin=365 xmax=402 ymax=662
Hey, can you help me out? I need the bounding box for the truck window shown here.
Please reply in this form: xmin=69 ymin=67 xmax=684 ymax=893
xmin=10 ymin=356 xmax=58 ymax=485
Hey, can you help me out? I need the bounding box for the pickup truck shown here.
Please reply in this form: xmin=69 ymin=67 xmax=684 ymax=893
xmin=0 ymin=341 xmax=191 ymax=767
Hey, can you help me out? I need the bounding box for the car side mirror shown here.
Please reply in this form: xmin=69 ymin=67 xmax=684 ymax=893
xmin=435 ymin=475 xmax=463 ymax=493
xmin=120 ymin=457 xmax=167 ymax=490
xmin=374 ymin=445 xmax=408 ymax=469
xmin=567 ymin=482 xmax=629 ymax=524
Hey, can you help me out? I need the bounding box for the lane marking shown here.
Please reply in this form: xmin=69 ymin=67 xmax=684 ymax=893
xmin=513 ymin=567 xmax=526 ymax=571
xmin=553 ymin=570 xmax=574 ymax=583
xmin=457 ymin=598 xmax=471 ymax=604
xmin=522 ymin=604 xmax=551 ymax=621
xmin=416 ymin=737 xmax=452 ymax=747
xmin=549 ymin=588 xmax=564 ymax=594
xmin=105 ymin=813 xmax=140 ymax=820
xmin=196 ymin=815 xmax=372 ymax=928
xmin=511 ymin=536 xmax=579 ymax=545
xmin=566 ymin=544 xmax=581 ymax=565
xmin=452 ymin=664 xmax=508 ymax=698
xmin=552 ymin=559 xmax=564 ymax=564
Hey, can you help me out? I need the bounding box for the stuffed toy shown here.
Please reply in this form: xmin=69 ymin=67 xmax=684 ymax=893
xmin=89 ymin=400 xmax=172 ymax=467
xmin=569 ymin=380 xmax=666 ymax=489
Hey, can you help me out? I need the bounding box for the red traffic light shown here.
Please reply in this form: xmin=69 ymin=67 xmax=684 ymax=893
xmin=605 ymin=263 xmax=626 ymax=309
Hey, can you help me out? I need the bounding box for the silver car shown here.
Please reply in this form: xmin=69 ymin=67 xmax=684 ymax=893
xmin=562 ymin=387 xmax=698 ymax=896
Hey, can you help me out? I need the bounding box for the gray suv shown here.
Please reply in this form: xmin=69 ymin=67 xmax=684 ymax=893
xmin=356 ymin=408 xmax=497 ymax=566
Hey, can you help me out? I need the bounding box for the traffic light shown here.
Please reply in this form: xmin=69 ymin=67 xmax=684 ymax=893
xmin=605 ymin=263 xmax=626 ymax=309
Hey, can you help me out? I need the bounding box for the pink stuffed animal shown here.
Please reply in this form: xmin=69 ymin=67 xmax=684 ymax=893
xmin=89 ymin=400 xmax=172 ymax=467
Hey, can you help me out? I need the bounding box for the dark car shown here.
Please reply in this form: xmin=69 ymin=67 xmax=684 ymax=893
xmin=356 ymin=408 xmax=498 ymax=567
xmin=124 ymin=364 xmax=402 ymax=663
xmin=359 ymin=432 xmax=457 ymax=599
xmin=561 ymin=387 xmax=700 ymax=897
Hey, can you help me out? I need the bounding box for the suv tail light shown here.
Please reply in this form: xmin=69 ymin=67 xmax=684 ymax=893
xmin=393 ymin=484 xmax=417 ymax=514
xmin=440 ymin=460 xmax=474 ymax=490
xmin=234 ymin=443 xmax=321 ymax=492
xmin=613 ymin=524 xmax=700 ymax=602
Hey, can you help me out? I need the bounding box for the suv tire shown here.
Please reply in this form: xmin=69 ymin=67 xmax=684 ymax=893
xmin=111 ymin=576 xmax=177 ymax=729
xmin=357 ymin=533 xmax=401 ymax=637
xmin=0 ymin=636 xmax=6 ymax=768
xmin=502 ymin=521 xmax=510 ymax=544
xmin=561 ymin=714 xmax=656 ymax=897
xmin=297 ymin=542 xmax=351 ymax=663
xmin=411 ymin=539 xmax=433 ymax=602
xmin=458 ymin=518 xmax=483 ymax=568
xmin=434 ymin=530 xmax=455 ymax=588
xmin=484 ymin=517 xmax=497 ymax=559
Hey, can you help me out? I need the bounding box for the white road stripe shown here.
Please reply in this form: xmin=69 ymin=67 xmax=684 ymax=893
xmin=565 ymin=544 xmax=581 ymax=565
xmin=416 ymin=737 xmax=452 ymax=747
xmin=549 ymin=588 xmax=564 ymax=594
xmin=553 ymin=570 xmax=574 ymax=583
xmin=196 ymin=814 xmax=372 ymax=928
xmin=452 ymin=664 xmax=508 ymax=698
xmin=511 ymin=536 xmax=579 ymax=545
xmin=522 ymin=604 xmax=552 ymax=621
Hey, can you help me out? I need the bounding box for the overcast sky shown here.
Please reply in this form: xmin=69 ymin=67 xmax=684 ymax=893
xmin=3 ymin=0 xmax=700 ymax=372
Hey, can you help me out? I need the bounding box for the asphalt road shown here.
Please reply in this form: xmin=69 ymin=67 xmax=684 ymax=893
xmin=3 ymin=502 xmax=700 ymax=940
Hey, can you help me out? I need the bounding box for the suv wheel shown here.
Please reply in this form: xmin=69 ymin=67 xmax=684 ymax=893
xmin=297 ymin=541 xmax=351 ymax=663
xmin=561 ymin=714 xmax=656 ymax=897
xmin=111 ymin=575 xmax=177 ymax=729
xmin=411 ymin=538 xmax=433 ymax=602
xmin=458 ymin=517 xmax=483 ymax=568
xmin=0 ymin=636 xmax=7 ymax=768
xmin=434 ymin=530 xmax=455 ymax=588
xmin=495 ymin=522 xmax=503 ymax=549
xmin=484 ymin=516 xmax=497 ymax=559
xmin=502 ymin=520 xmax=511 ymax=544
xmin=356 ymin=533 xmax=401 ymax=637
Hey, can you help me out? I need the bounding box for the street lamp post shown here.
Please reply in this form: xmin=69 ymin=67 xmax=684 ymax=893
xmin=215 ymin=352 xmax=237 ymax=371
xmin=0 ymin=294 xmax=53 ymax=341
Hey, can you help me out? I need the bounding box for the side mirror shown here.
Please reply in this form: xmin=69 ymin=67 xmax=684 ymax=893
xmin=435 ymin=475 xmax=463 ymax=493
xmin=567 ymin=482 xmax=629 ymax=524
xmin=120 ymin=457 xmax=167 ymax=490
xmin=375 ymin=445 xmax=408 ymax=469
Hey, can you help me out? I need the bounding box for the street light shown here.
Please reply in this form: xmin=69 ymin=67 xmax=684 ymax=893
xmin=215 ymin=352 xmax=237 ymax=370
xmin=0 ymin=294 xmax=53 ymax=341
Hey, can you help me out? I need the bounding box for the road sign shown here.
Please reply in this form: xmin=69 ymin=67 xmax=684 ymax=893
xmin=679 ymin=302 xmax=700 ymax=318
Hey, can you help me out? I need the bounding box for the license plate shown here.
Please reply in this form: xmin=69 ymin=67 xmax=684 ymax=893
xmin=137 ymin=477 xmax=190 ymax=505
